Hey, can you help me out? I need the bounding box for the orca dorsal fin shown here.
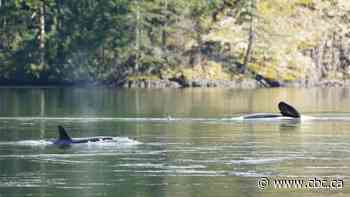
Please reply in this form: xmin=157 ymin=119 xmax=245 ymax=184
xmin=57 ymin=125 xmax=72 ymax=141
xmin=278 ymin=101 xmax=300 ymax=118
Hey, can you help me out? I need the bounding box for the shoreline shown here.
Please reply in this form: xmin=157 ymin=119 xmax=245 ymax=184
xmin=121 ymin=78 xmax=350 ymax=89
xmin=0 ymin=78 xmax=349 ymax=89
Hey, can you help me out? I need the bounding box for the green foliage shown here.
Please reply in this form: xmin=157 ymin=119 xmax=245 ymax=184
xmin=4 ymin=0 xmax=337 ymax=85
xmin=0 ymin=0 xmax=230 ymax=84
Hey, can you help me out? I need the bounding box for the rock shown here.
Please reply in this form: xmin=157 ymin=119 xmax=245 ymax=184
xmin=120 ymin=78 xmax=350 ymax=88
xmin=139 ymin=80 xmax=145 ymax=88
xmin=316 ymin=79 xmax=345 ymax=87
xmin=178 ymin=79 xmax=259 ymax=89
xmin=122 ymin=82 xmax=129 ymax=88
xmin=238 ymin=79 xmax=258 ymax=89
xmin=124 ymin=79 xmax=182 ymax=88
xmin=190 ymin=80 xmax=207 ymax=87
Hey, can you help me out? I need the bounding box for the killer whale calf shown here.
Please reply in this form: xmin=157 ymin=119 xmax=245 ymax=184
xmin=242 ymin=101 xmax=301 ymax=120
xmin=53 ymin=125 xmax=114 ymax=146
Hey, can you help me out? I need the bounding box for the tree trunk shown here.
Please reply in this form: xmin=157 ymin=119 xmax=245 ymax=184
xmin=39 ymin=0 xmax=46 ymax=70
xmin=192 ymin=20 xmax=202 ymax=67
xmin=134 ymin=0 xmax=140 ymax=73
xmin=242 ymin=0 xmax=256 ymax=74
xmin=161 ymin=0 xmax=167 ymax=49
xmin=243 ymin=19 xmax=255 ymax=73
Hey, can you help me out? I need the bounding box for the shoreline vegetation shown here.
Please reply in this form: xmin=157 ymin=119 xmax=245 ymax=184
xmin=1 ymin=0 xmax=350 ymax=88
xmin=1 ymin=78 xmax=349 ymax=88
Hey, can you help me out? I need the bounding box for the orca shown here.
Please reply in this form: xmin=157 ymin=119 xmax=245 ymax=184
xmin=243 ymin=101 xmax=301 ymax=120
xmin=53 ymin=125 xmax=113 ymax=146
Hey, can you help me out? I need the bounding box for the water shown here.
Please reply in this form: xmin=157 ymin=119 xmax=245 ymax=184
xmin=0 ymin=87 xmax=349 ymax=196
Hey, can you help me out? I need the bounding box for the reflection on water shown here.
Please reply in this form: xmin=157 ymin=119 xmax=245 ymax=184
xmin=0 ymin=87 xmax=350 ymax=197
xmin=1 ymin=87 xmax=350 ymax=118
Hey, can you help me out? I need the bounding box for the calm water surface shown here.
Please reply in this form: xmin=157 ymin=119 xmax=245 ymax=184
xmin=0 ymin=87 xmax=349 ymax=197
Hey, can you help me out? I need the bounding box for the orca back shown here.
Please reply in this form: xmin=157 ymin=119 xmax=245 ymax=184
xmin=58 ymin=125 xmax=72 ymax=141
xmin=243 ymin=113 xmax=281 ymax=119
xmin=278 ymin=102 xmax=300 ymax=118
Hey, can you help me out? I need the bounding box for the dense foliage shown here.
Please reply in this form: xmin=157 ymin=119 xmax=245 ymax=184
xmin=0 ymin=0 xmax=230 ymax=84
xmin=1 ymin=0 xmax=350 ymax=86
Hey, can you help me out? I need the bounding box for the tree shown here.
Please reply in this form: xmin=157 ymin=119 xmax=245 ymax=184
xmin=242 ymin=0 xmax=257 ymax=74
xmin=15 ymin=0 xmax=54 ymax=74
xmin=0 ymin=0 xmax=232 ymax=84
xmin=185 ymin=0 xmax=223 ymax=66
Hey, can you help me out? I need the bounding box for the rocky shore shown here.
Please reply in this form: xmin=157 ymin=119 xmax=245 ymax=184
xmin=124 ymin=79 xmax=262 ymax=88
xmin=121 ymin=78 xmax=350 ymax=89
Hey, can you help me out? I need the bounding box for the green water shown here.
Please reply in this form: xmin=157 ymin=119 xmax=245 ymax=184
xmin=0 ymin=87 xmax=349 ymax=197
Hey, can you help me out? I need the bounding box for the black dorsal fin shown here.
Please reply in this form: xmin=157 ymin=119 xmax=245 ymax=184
xmin=278 ymin=101 xmax=300 ymax=118
xmin=57 ymin=125 xmax=72 ymax=141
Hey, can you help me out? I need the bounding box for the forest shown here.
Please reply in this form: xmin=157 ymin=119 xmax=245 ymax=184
xmin=1 ymin=0 xmax=350 ymax=87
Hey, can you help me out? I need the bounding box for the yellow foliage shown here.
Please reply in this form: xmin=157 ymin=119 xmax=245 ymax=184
xmin=284 ymin=73 xmax=297 ymax=81
xmin=297 ymin=40 xmax=317 ymax=50
xmin=258 ymin=1 xmax=275 ymax=15
xmin=182 ymin=67 xmax=200 ymax=80
xmin=249 ymin=60 xmax=299 ymax=81
xmin=160 ymin=68 xmax=180 ymax=79
xmin=248 ymin=62 xmax=279 ymax=80
xmin=30 ymin=63 xmax=46 ymax=71
xmin=181 ymin=62 xmax=232 ymax=80
xmin=258 ymin=0 xmax=295 ymax=17
xmin=294 ymin=0 xmax=315 ymax=8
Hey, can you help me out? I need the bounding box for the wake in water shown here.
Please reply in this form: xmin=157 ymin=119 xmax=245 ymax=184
xmin=0 ymin=137 xmax=141 ymax=147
